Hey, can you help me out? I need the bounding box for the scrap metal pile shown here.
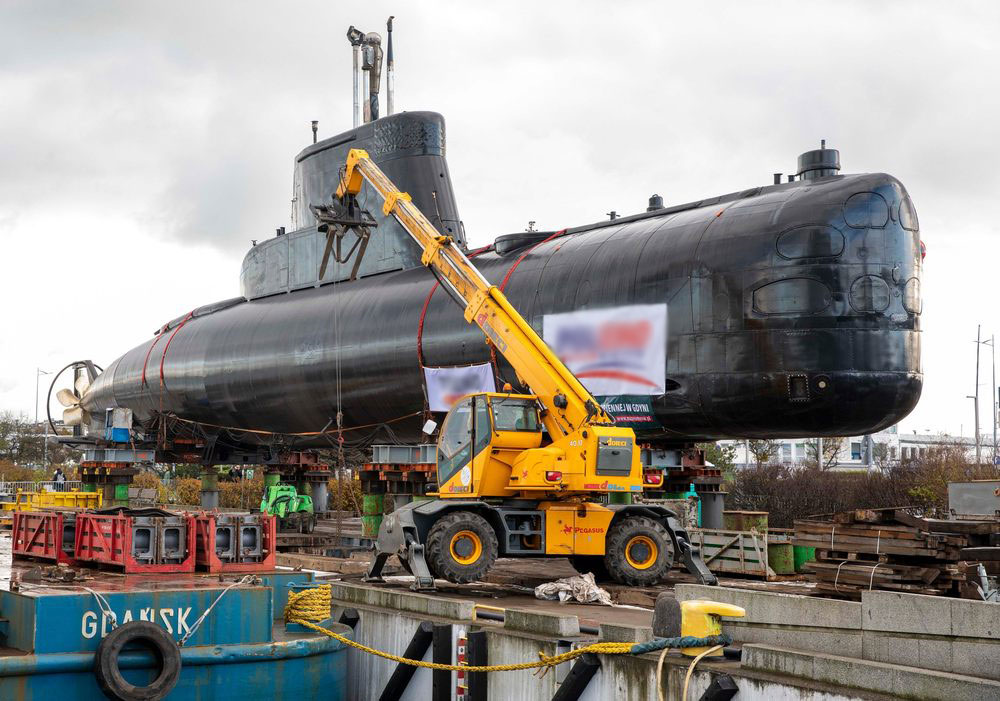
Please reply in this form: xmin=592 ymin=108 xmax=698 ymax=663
xmin=793 ymin=508 xmax=1000 ymax=599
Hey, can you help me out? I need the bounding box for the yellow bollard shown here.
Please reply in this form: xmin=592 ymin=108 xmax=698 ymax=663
xmin=679 ymin=600 xmax=745 ymax=657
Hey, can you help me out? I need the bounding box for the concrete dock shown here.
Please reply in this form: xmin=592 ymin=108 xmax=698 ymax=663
xmin=265 ymin=520 xmax=1000 ymax=700
xmin=324 ymin=577 xmax=1000 ymax=700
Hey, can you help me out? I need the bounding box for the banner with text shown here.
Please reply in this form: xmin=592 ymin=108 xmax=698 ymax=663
xmin=543 ymin=303 xmax=667 ymax=396
xmin=424 ymin=363 xmax=497 ymax=412
xmin=598 ymin=395 xmax=663 ymax=429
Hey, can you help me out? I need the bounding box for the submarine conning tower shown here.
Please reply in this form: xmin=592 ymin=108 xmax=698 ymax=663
xmin=241 ymin=111 xmax=465 ymax=299
xmin=797 ymin=139 xmax=841 ymax=180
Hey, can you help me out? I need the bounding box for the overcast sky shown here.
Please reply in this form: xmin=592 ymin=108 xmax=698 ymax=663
xmin=1 ymin=1 xmax=998 ymax=439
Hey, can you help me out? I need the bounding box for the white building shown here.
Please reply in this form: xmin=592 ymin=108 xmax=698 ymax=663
xmin=898 ymin=431 xmax=987 ymax=462
xmin=719 ymin=426 xmax=992 ymax=470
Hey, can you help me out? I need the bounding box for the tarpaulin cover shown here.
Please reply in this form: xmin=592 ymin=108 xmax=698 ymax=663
xmin=534 ymin=572 xmax=613 ymax=606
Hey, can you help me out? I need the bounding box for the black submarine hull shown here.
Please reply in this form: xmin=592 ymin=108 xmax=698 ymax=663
xmin=83 ymin=169 xmax=922 ymax=449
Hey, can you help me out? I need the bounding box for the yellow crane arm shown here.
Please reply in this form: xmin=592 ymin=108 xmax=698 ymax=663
xmin=336 ymin=148 xmax=613 ymax=436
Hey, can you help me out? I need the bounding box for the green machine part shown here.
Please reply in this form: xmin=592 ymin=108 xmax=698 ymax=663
xmin=261 ymin=484 xmax=315 ymax=518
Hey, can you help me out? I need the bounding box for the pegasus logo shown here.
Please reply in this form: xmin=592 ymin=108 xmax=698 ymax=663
xmin=562 ymin=525 xmax=605 ymax=535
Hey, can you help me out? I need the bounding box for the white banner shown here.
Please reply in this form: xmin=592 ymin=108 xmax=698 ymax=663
xmin=543 ymin=303 xmax=667 ymax=395
xmin=423 ymin=363 xmax=497 ymax=412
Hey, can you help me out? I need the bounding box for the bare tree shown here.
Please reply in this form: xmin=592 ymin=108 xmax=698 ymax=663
xmin=872 ymin=442 xmax=894 ymax=471
xmin=747 ymin=439 xmax=780 ymax=468
xmin=698 ymin=442 xmax=737 ymax=472
xmin=0 ymin=411 xmax=77 ymax=467
xmin=805 ymin=437 xmax=845 ymax=470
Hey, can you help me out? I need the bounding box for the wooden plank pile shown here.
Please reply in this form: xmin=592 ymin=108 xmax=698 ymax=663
xmin=793 ymin=508 xmax=1000 ymax=599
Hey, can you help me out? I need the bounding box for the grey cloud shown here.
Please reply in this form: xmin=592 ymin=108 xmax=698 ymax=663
xmin=4 ymin=0 xmax=999 ymax=255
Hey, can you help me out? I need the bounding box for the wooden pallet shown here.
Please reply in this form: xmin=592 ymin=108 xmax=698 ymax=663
xmin=793 ymin=508 xmax=999 ymax=599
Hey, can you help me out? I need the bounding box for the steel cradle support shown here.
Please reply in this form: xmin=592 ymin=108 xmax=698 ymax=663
xmin=467 ymin=630 xmax=488 ymax=701
xmin=551 ymin=652 xmax=601 ymax=701
xmin=378 ymin=621 xmax=434 ymax=701
xmin=432 ymin=623 xmax=452 ymax=701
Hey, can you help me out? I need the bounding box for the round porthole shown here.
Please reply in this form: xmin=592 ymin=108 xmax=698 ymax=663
xmin=850 ymin=275 xmax=890 ymax=312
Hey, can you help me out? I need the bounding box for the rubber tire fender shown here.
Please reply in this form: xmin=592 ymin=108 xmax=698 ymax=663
xmin=604 ymin=515 xmax=675 ymax=587
xmin=94 ymin=621 xmax=181 ymax=701
xmin=425 ymin=510 xmax=499 ymax=584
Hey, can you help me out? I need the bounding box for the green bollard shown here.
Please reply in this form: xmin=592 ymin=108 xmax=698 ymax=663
xmin=361 ymin=494 xmax=385 ymax=538
xmin=113 ymin=483 xmax=130 ymax=507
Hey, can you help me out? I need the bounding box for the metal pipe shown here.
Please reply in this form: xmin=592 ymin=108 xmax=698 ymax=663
xmin=992 ymin=334 xmax=997 ymax=464
xmin=386 ymin=16 xmax=395 ymax=116
xmin=311 ymin=480 xmax=329 ymax=515
xmin=352 ymin=45 xmax=361 ymax=127
xmin=975 ymin=324 xmax=982 ymax=463
xmin=362 ymin=52 xmax=371 ymax=123
xmin=347 ymin=26 xmax=364 ymax=128
xmin=363 ymin=32 xmax=383 ymax=121
xmin=35 ymin=368 xmax=50 ymax=424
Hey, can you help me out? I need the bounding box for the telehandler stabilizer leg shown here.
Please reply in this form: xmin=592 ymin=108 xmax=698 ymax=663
xmin=401 ymin=541 xmax=436 ymax=591
xmin=666 ymin=515 xmax=718 ymax=586
xmin=365 ymin=539 xmax=436 ymax=591
xmin=364 ymin=552 xmax=390 ymax=583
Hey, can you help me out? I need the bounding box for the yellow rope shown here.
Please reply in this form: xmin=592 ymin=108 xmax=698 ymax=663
xmin=284 ymin=584 xmax=636 ymax=673
xmin=681 ymin=645 xmax=723 ymax=700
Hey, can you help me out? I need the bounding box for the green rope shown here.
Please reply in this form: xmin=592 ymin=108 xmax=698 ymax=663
xmin=629 ymin=634 xmax=732 ymax=655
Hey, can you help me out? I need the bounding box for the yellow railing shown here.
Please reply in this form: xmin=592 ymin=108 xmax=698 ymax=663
xmin=0 ymin=489 xmax=102 ymax=514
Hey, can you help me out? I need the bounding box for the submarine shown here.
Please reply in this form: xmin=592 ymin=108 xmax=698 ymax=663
xmin=68 ymin=105 xmax=923 ymax=461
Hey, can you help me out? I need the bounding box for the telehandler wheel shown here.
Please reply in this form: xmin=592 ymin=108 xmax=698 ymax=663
xmin=569 ymin=555 xmax=611 ymax=582
xmin=604 ymin=516 xmax=675 ymax=586
xmin=426 ymin=511 xmax=498 ymax=584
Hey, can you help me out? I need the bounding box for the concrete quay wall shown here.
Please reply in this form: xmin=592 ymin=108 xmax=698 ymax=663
xmin=328 ymin=581 xmax=1000 ymax=701
xmin=677 ymin=584 xmax=1000 ymax=687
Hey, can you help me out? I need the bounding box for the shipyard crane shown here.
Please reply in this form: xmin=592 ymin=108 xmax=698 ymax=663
xmin=318 ymin=148 xmax=716 ymax=589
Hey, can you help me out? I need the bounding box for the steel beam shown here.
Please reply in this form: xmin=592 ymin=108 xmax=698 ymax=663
xmin=467 ymin=630 xmax=488 ymax=701
xmin=432 ymin=623 xmax=452 ymax=701
xmin=378 ymin=621 xmax=433 ymax=701
xmin=551 ymin=653 xmax=600 ymax=701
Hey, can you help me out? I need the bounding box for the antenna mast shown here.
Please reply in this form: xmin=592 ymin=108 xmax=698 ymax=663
xmin=386 ymin=16 xmax=395 ymax=116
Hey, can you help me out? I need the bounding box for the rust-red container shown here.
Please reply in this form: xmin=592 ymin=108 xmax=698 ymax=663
xmin=74 ymin=512 xmax=196 ymax=573
xmin=12 ymin=511 xmax=80 ymax=566
xmin=194 ymin=512 xmax=277 ymax=573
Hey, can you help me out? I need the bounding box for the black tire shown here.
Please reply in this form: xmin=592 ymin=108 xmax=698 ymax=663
xmin=94 ymin=621 xmax=181 ymax=701
xmin=425 ymin=511 xmax=498 ymax=584
xmin=569 ymin=555 xmax=611 ymax=582
xmin=604 ymin=516 xmax=675 ymax=586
